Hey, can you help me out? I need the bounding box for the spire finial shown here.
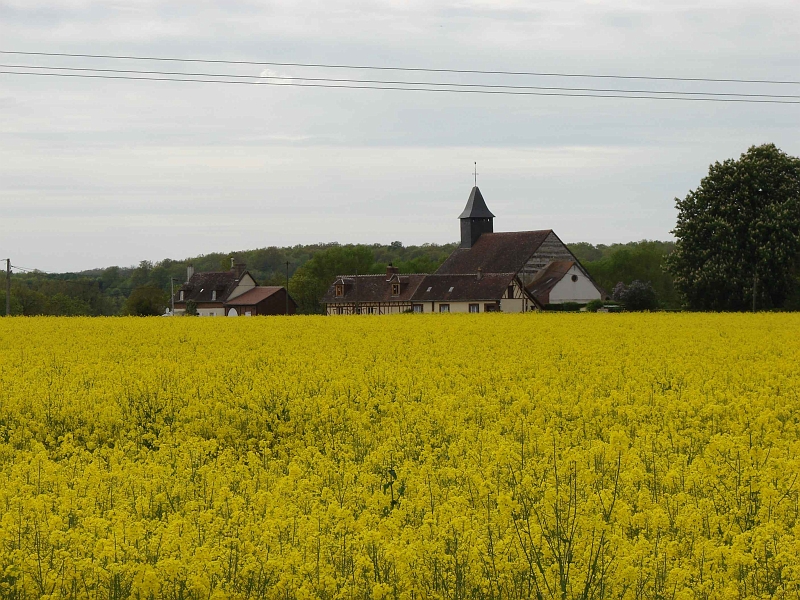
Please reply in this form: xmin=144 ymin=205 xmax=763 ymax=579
xmin=473 ymin=161 xmax=478 ymax=187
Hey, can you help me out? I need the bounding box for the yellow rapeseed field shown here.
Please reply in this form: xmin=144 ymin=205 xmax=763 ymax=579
xmin=0 ymin=314 xmax=799 ymax=600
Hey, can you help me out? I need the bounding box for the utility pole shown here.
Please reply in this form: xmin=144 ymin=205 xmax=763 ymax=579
xmin=170 ymin=278 xmax=177 ymax=316
xmin=4 ymin=259 xmax=10 ymax=316
xmin=753 ymin=272 xmax=758 ymax=313
xmin=285 ymin=261 xmax=290 ymax=315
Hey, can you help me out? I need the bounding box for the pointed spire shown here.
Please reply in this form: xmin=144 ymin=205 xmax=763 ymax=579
xmin=458 ymin=186 xmax=495 ymax=219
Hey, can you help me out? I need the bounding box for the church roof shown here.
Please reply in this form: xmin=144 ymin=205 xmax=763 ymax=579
xmin=435 ymin=230 xmax=552 ymax=276
xmin=458 ymin=186 xmax=495 ymax=219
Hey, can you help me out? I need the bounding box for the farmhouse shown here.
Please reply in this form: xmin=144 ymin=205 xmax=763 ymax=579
xmin=321 ymin=186 xmax=605 ymax=314
xmin=173 ymin=262 xmax=297 ymax=316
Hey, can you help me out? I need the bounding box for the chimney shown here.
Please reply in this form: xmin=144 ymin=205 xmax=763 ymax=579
xmin=476 ymin=267 xmax=482 ymax=281
xmin=187 ymin=264 xmax=194 ymax=282
xmin=230 ymin=257 xmax=235 ymax=270
xmin=234 ymin=263 xmax=246 ymax=279
xmin=386 ymin=262 xmax=400 ymax=277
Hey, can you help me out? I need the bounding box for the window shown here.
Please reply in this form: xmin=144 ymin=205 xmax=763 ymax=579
xmin=392 ymin=283 xmax=400 ymax=296
xmin=507 ymin=285 xmax=515 ymax=298
xmin=412 ymin=304 xmax=424 ymax=313
xmin=469 ymin=304 xmax=479 ymax=313
xmin=439 ymin=304 xmax=450 ymax=313
xmin=484 ymin=303 xmax=498 ymax=312
xmin=336 ymin=306 xmax=344 ymax=315
xmin=335 ymin=284 xmax=344 ymax=297
xmin=425 ymin=287 xmax=432 ymax=293
xmin=365 ymin=306 xmax=376 ymax=314
xmin=211 ymin=290 xmax=216 ymax=301
xmin=448 ymin=286 xmax=454 ymax=293
xmin=571 ymin=274 xmax=579 ymax=282
xmin=179 ymin=290 xmax=184 ymax=301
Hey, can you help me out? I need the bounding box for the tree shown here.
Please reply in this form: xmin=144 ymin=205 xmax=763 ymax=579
xmin=613 ymin=280 xmax=658 ymax=311
xmin=289 ymin=246 xmax=376 ymax=314
xmin=666 ymin=144 xmax=800 ymax=310
xmin=123 ymin=285 xmax=169 ymax=316
xmin=579 ymin=241 xmax=678 ymax=308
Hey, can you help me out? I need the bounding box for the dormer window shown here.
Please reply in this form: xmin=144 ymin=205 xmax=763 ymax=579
xmin=335 ymin=284 xmax=344 ymax=297
xmin=211 ymin=290 xmax=217 ymax=301
xmin=391 ymin=283 xmax=400 ymax=296
xmin=179 ymin=290 xmax=184 ymax=301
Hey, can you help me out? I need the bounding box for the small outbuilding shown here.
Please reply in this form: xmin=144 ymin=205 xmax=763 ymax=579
xmin=224 ymin=286 xmax=296 ymax=316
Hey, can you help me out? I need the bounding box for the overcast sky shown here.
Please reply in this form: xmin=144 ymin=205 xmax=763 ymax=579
xmin=1 ymin=0 xmax=799 ymax=272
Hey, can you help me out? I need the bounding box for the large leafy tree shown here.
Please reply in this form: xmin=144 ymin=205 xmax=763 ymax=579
xmin=667 ymin=144 xmax=800 ymax=310
xmin=123 ymin=285 xmax=169 ymax=316
xmin=289 ymin=245 xmax=376 ymax=314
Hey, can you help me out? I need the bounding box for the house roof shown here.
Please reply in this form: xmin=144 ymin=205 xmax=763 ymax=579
xmin=526 ymin=260 xmax=575 ymax=305
xmin=458 ymin=186 xmax=495 ymax=219
xmin=435 ymin=230 xmax=552 ymax=275
xmin=411 ymin=273 xmax=516 ymax=302
xmin=224 ymin=286 xmax=284 ymax=306
xmin=321 ymin=274 xmax=427 ymax=304
xmin=177 ymin=270 xmax=256 ymax=304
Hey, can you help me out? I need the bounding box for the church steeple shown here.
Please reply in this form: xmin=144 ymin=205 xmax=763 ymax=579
xmin=459 ymin=186 xmax=494 ymax=248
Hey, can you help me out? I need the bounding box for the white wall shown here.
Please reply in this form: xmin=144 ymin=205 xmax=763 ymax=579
xmin=499 ymin=298 xmax=525 ymax=313
xmin=226 ymin=273 xmax=257 ymax=301
xmin=197 ymin=308 xmax=223 ymax=317
xmin=549 ymin=266 xmax=602 ymax=304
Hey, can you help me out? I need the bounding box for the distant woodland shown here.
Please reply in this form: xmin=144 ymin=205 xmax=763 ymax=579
xmin=2 ymin=240 xmax=685 ymax=315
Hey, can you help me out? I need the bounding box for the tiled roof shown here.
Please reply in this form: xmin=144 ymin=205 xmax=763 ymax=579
xmin=526 ymin=261 xmax=575 ymax=305
xmin=435 ymin=230 xmax=552 ymax=275
xmin=321 ymin=274 xmax=427 ymax=304
xmin=177 ymin=271 xmax=256 ymax=304
xmin=224 ymin=286 xmax=283 ymax=306
xmin=411 ymin=273 xmax=516 ymax=302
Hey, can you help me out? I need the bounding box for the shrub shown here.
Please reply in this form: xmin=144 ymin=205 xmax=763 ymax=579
xmin=613 ymin=280 xmax=658 ymax=311
xmin=585 ymin=299 xmax=605 ymax=312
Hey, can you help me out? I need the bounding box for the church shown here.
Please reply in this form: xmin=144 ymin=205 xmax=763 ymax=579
xmin=321 ymin=186 xmax=605 ymax=314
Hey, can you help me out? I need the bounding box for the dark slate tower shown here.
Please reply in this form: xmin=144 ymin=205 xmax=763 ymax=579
xmin=459 ymin=186 xmax=495 ymax=248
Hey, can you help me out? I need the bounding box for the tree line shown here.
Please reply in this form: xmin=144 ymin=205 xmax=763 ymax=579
xmin=1 ymin=240 xmax=684 ymax=315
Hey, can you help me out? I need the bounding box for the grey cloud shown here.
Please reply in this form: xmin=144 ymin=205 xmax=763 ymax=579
xmin=1 ymin=0 xmax=799 ymax=271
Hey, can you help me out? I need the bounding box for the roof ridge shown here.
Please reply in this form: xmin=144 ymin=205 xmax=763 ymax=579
xmin=483 ymin=229 xmax=553 ymax=235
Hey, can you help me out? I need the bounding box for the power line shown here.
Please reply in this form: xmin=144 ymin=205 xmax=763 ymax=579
xmin=2 ymin=49 xmax=799 ymax=86
xmin=3 ymin=63 xmax=800 ymax=99
xmin=3 ymin=70 xmax=800 ymax=104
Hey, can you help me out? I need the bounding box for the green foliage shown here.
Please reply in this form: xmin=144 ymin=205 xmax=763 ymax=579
xmin=666 ymin=144 xmax=800 ymax=311
xmin=569 ymin=241 xmax=678 ymax=308
xmin=3 ymin=276 xmax=115 ymax=316
xmin=613 ymin=280 xmax=659 ymax=311
xmin=123 ymin=285 xmax=169 ymax=316
xmin=185 ymin=300 xmax=198 ymax=316
xmin=584 ymin=299 xmax=605 ymax=312
xmin=544 ymin=302 xmax=584 ymax=312
xmin=289 ymin=246 xmax=377 ymax=314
